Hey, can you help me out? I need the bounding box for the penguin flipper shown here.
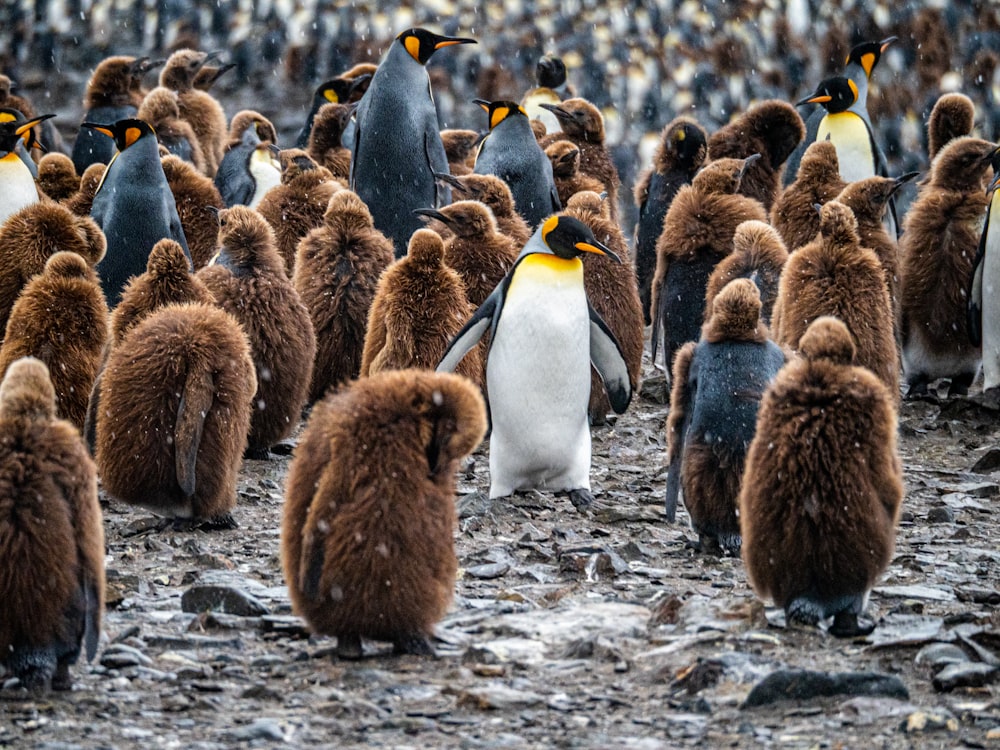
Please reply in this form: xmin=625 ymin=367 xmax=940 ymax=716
xmin=426 ymin=131 xmax=451 ymax=207
xmin=83 ymin=574 xmax=101 ymax=661
xmin=175 ymin=368 xmax=214 ymax=498
xmin=437 ymin=292 xmax=499 ymax=374
xmin=650 ymin=258 xmax=670 ymax=367
xmin=83 ymin=368 xmax=103 ymax=455
xmin=968 ymin=211 xmax=990 ymax=346
xmin=665 ymin=342 xmax=696 ymax=523
xmin=588 ymin=302 xmax=632 ymax=413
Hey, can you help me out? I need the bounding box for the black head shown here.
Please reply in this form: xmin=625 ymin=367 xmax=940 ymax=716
xmin=669 ymin=120 xmax=708 ymax=168
xmin=81 ymin=118 xmax=156 ymax=152
xmin=845 ymin=36 xmax=896 ymax=79
xmin=536 ymin=54 xmax=567 ymax=89
xmin=797 ymin=77 xmax=856 ymax=114
xmin=473 ymin=99 xmax=528 ymax=131
xmin=538 ymin=215 xmax=621 ymax=263
xmin=0 ymin=109 xmax=56 ymax=156
xmin=396 ymin=28 xmax=476 ymax=65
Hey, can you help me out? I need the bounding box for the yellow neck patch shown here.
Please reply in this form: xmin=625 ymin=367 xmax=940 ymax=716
xmin=0 ymin=151 xmax=20 ymax=163
xmin=519 ymin=252 xmax=583 ymax=277
xmin=323 ymin=89 xmax=339 ymax=103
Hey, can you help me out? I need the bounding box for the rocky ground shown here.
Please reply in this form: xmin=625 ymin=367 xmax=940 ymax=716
xmin=2 ymin=336 xmax=1000 ymax=750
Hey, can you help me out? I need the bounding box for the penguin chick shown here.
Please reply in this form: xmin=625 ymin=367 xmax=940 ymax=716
xmin=538 ymin=98 xmax=621 ymax=221
xmin=928 ymin=93 xmax=976 ymax=160
xmin=770 ymin=141 xmax=847 ymax=252
xmin=545 ymin=139 xmax=605 ymax=206
xmin=256 ymin=151 xmax=341 ymax=273
xmin=650 ymin=156 xmax=769 ymax=374
xmin=707 ymin=100 xmax=805 ymax=211
xmin=433 ymin=171 xmax=532 ymax=247
xmin=772 ymin=201 xmax=899 ymax=400
xmin=667 ymin=279 xmax=785 ymax=555
xmin=564 ymin=191 xmax=644 ymax=424
xmin=0 ymin=357 xmax=104 ymax=692
xmin=413 ymin=200 xmax=520 ymax=307
xmin=437 ymin=215 xmax=631 ymax=508
xmin=0 ymin=74 xmax=36 ymax=119
xmin=227 ymin=110 xmax=278 ymax=147
xmin=704 ymin=219 xmax=788 ymax=326
xmin=740 ymin=316 xmax=902 ymax=637
xmin=156 ymin=49 xmax=228 ymax=175
xmin=634 ymin=117 xmax=709 ymax=325
xmin=293 ymin=190 xmax=395 ymax=403
xmin=37 ymin=153 xmax=79 ymax=202
xmin=900 ymin=137 xmax=998 ymax=396
xmin=96 ymin=302 xmax=256 ymax=525
xmin=196 ymin=206 xmax=316 ymax=457
xmin=71 ymin=56 xmax=145 ymax=174
xmin=65 ymin=163 xmax=105 ymax=217
xmin=136 ymin=88 xmax=206 ymax=173
xmin=192 ymin=62 xmax=235 ymax=92
xmin=440 ymin=128 xmax=481 ymax=175
xmin=281 ymin=369 xmax=487 ymax=658
xmin=160 ymin=154 xmax=225 ymax=270
xmin=0 ymin=202 xmax=106 ymax=339
xmin=362 ymin=229 xmax=484 ymax=388
xmin=306 ymin=103 xmax=354 ymax=181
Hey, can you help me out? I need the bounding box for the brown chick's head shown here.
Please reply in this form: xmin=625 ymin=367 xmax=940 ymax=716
xmin=307 ymin=103 xmax=354 ymax=153
xmin=798 ymin=315 xmax=857 ymax=365
xmin=66 ymin=163 xmax=107 ymax=216
xmin=216 ymin=206 xmax=283 ymax=274
xmin=441 ymin=128 xmax=481 ymax=166
xmin=835 ymin=174 xmax=917 ymax=226
xmin=546 ymin=140 xmax=582 ymax=178
xmin=704 ymin=220 xmax=788 ymax=325
xmin=691 ymin=156 xmax=758 ymax=195
xmin=323 ymin=189 xmax=375 ymax=233
xmin=928 ymin=93 xmax=976 ymax=160
xmin=0 ymin=356 xmax=56 ymax=420
xmin=428 ymin=200 xmax=499 ymax=238
xmin=227 ymin=110 xmax=278 ymax=146
xmin=541 ymin=98 xmax=605 ymax=143
xmin=37 ymin=153 xmax=80 ymax=202
xmin=84 ymin=56 xmax=137 ymax=108
xmin=928 ymin=137 xmax=999 ymax=192
xmin=703 ymin=278 xmax=764 ymax=343
xmin=818 ymin=200 xmax=861 ymax=248
xmin=159 ymin=49 xmax=212 ymax=91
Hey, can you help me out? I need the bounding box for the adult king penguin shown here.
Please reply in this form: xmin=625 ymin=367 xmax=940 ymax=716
xmin=438 ymin=215 xmax=632 ymax=510
xmin=350 ymin=28 xmax=476 ymax=258
xmin=0 ymin=111 xmax=55 ymax=224
xmin=967 ymin=149 xmax=1000 ymax=391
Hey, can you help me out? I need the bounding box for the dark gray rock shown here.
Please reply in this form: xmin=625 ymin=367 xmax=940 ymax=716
xmin=181 ymin=585 xmax=270 ymax=616
xmin=914 ymin=643 xmax=969 ymax=671
xmin=932 ymin=662 xmax=1000 ymax=692
xmin=742 ymin=670 xmax=909 ymax=708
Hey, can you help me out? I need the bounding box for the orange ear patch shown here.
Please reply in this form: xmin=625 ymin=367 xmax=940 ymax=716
xmin=541 ymin=215 xmax=559 ymax=241
xmin=0 ymin=112 xmax=16 ymax=124
xmin=124 ymin=126 xmax=143 ymax=148
xmin=404 ymin=35 xmax=421 ymax=62
xmin=323 ymin=88 xmax=339 ymax=103
xmin=490 ymin=106 xmax=511 ymax=130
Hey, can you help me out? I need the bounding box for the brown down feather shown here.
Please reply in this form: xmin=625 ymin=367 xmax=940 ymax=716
xmin=770 ymin=141 xmax=847 ymax=252
xmin=704 ymin=219 xmax=788 ymax=326
xmin=137 ymin=89 xmax=207 ymax=174
xmin=160 ymin=154 xmax=224 ymax=269
xmin=927 ymin=93 xmax=976 ymax=160
xmin=306 ymin=103 xmax=353 ymax=181
xmin=443 ymin=173 xmax=532 ymax=248
xmin=36 ymin=154 xmax=80 ymax=202
xmin=440 ymin=128 xmax=480 ymax=175
xmin=65 ymin=163 xmax=106 ymax=216
xmin=545 ymin=139 xmax=606 ymax=207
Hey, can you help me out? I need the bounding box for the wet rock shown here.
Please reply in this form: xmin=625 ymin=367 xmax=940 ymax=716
xmin=456 ymin=684 xmax=545 ymax=710
xmin=970 ymin=448 xmax=1000 ymax=473
xmin=955 ymin=587 xmax=1000 ymax=605
xmin=914 ymin=643 xmax=969 ymax=671
xmin=926 ymin=506 xmax=955 ymax=523
xmin=100 ymin=644 xmax=153 ymax=669
xmin=874 ymin=584 xmax=955 ymax=602
xmin=931 ymin=662 xmax=1000 ymax=692
xmin=639 ymin=373 xmax=668 ymax=404
xmin=466 ymin=562 xmax=510 ymax=580
xmin=227 ymin=718 xmax=287 ymax=741
xmin=181 ymin=585 xmax=270 ymax=616
xmin=866 ymin=616 xmax=945 ymax=650
xmin=260 ymin=615 xmax=310 ymax=638
xmin=742 ymin=670 xmax=909 ymax=708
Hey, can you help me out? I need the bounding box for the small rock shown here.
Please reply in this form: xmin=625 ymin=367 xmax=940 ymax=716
xmin=466 ymin=562 xmax=510 ymax=580
xmin=180 ymin=585 xmax=269 ymax=616
xmin=901 ymin=711 xmax=958 ymax=733
xmin=229 ymin=718 xmax=286 ymax=742
xmin=927 ymin=506 xmax=955 ymax=523
xmin=914 ymin=643 xmax=969 ymax=671
xmin=970 ymin=448 xmax=1000 ymax=473
xmin=931 ymin=662 xmax=1000 ymax=692
xmin=639 ymin=373 xmax=668 ymax=404
xmin=742 ymin=670 xmax=909 ymax=708
xmin=456 ymin=685 xmax=544 ymax=710
xmin=260 ymin=615 xmax=310 ymax=638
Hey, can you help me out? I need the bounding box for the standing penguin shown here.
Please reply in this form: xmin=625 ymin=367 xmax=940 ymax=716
xmin=966 ymin=150 xmax=1000 ymax=391
xmin=472 ymin=99 xmax=561 ymax=230
xmin=770 ymin=141 xmax=846 ymax=253
xmin=704 ymin=219 xmax=788 ymax=327
xmin=667 ymin=279 xmax=785 ymax=555
xmin=545 ymin=139 xmax=605 ymax=206
xmin=350 ymin=28 xmax=476 ymax=257
xmin=282 ymin=369 xmax=486 ymax=658
xmin=197 ymin=206 xmax=316 ymax=458
xmin=136 ymin=88 xmax=206 ymax=173
xmin=438 ymin=215 xmax=632 ymax=508
xmin=740 ymin=316 xmax=903 ymax=637
xmin=633 ymin=117 xmax=708 ymax=325
xmin=901 ymin=137 xmax=998 ymax=396
xmin=0 ymin=357 xmax=104 ymax=692
xmin=0 ymin=111 xmax=55 ymax=224
xmin=214 ymin=124 xmax=281 ymax=208
xmin=83 ymin=118 xmax=190 ymax=307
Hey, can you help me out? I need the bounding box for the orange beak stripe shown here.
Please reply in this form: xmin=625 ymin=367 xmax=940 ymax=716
xmin=807 ymin=94 xmax=832 ymax=104
xmin=575 ymin=241 xmax=606 ymax=255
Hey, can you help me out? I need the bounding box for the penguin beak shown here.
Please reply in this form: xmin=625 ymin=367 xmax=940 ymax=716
xmin=82 ymin=121 xmax=115 ymax=139
xmin=538 ymin=103 xmax=578 ymax=123
xmin=738 ymin=153 xmax=762 ymax=181
xmin=433 ymin=36 xmax=477 ymax=49
xmin=413 ymin=208 xmax=450 ymax=225
xmin=17 ymin=114 xmax=56 ymax=134
xmin=472 ymin=98 xmax=491 ymax=111
xmin=797 ymin=90 xmax=831 ymax=106
xmin=575 ymin=238 xmax=620 ymax=263
xmin=433 ymin=171 xmax=467 ymax=192
xmin=879 ymin=36 xmax=898 ymax=53
xmin=891 ymin=171 xmax=920 ymax=196
xmin=812 ymin=202 xmax=824 ymax=215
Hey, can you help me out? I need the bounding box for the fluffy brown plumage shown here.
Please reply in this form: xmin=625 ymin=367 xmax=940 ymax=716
xmin=226 ymin=110 xmax=278 ymax=146
xmin=440 ymin=128 xmax=480 ymax=176
xmin=0 ymin=202 xmax=106 ymax=341
xmin=306 ymin=103 xmax=353 ymax=181
xmin=65 ymin=163 xmax=106 ymax=216
xmin=740 ymin=316 xmax=902 ymax=634
xmin=159 ymin=154 xmax=224 ymax=269
xmin=293 ymin=190 xmax=394 ymax=403
xmin=81 ymin=55 xmax=143 ymax=110
xmin=707 ymin=100 xmax=805 ymax=211
xmin=0 ymin=357 xmax=104 ymax=692
xmin=361 ymin=229 xmax=483 ymax=387
xmin=96 ymin=303 xmax=255 ymax=524
xmin=900 ymin=136 xmax=997 ymax=395
xmin=281 ymin=369 xmax=487 ymax=658
xmin=137 ymin=88 xmax=207 ymax=173
xmin=545 ymin=139 xmax=605 ymax=206
xmin=704 ymin=219 xmax=788 ymax=326
xmin=0 ymin=253 xmax=109 ymax=430
xmin=156 ymin=49 xmax=228 ymax=175
xmin=772 ymin=201 xmax=899 ymax=400
xmin=256 ymin=152 xmax=341 ymax=273
xmin=928 ymin=93 xmax=976 ymax=160
xmin=437 ymin=172 xmax=532 ymax=248
xmin=37 ymin=154 xmax=80 ymax=202
xmin=770 ymin=141 xmax=847 ymax=252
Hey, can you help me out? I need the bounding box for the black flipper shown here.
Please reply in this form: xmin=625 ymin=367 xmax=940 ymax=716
xmin=588 ymin=302 xmax=632 ymax=413
xmin=175 ymin=368 xmax=214 ymax=498
xmin=968 ymin=201 xmax=993 ymax=346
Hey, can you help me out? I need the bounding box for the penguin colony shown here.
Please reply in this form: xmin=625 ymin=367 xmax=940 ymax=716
xmin=3 ymin=19 xmax=1000 ymax=692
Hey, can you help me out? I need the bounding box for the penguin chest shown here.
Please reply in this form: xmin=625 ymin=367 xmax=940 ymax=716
xmin=248 ymin=158 xmax=281 ymax=209
xmin=0 ymin=154 xmax=38 ymax=223
xmin=980 ymin=194 xmax=1000 ymax=388
xmin=817 ymin=113 xmax=876 ymax=183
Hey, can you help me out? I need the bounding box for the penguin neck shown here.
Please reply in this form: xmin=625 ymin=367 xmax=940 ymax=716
xmin=522 ymin=252 xmax=583 ymax=274
xmin=382 ymin=41 xmax=429 ymax=85
xmin=844 ymin=62 xmax=870 ymax=116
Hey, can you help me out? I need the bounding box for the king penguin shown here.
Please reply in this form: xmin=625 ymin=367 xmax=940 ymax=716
xmin=83 ymin=118 xmax=190 ymax=307
xmin=437 ymin=215 xmax=632 ymax=509
xmin=350 ymin=28 xmax=476 ymax=258
xmin=214 ymin=124 xmax=281 ymax=208
xmin=0 ymin=110 xmax=55 ymax=224
xmin=968 ymin=149 xmax=1000 ymax=392
xmin=294 ymin=74 xmax=370 ymax=149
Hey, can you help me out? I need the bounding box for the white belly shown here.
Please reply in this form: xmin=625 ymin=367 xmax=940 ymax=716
xmin=818 ymin=113 xmax=876 ymax=184
xmin=980 ymin=195 xmax=1000 ymax=389
xmin=487 ymin=265 xmax=592 ymax=498
xmin=0 ymin=161 xmax=38 ymax=224
xmin=248 ymin=160 xmax=282 ymax=209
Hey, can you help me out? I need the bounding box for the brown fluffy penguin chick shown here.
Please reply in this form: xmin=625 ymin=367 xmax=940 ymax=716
xmin=928 ymin=93 xmax=975 ymax=160
xmin=899 ymin=137 xmax=998 ymax=396
xmin=419 ymin=200 xmax=520 ymax=307
xmin=306 ymin=103 xmax=353 ymax=181
xmin=256 ymin=151 xmax=341 ymax=274
xmin=545 ymin=139 xmax=605 ymax=206
xmin=0 ymin=202 xmax=106 ymax=341
xmin=667 ymin=280 xmax=785 ymax=555
xmin=361 ymin=229 xmax=484 ymax=388
xmin=704 ymin=219 xmax=788 ymax=326
xmin=440 ymin=128 xmax=480 ymax=175
xmin=650 ymin=157 xmax=769 ymax=373
xmin=0 ymin=357 xmax=104 ymax=692
xmin=227 ymin=110 xmax=278 ymax=146
xmin=438 ymin=172 xmax=532 ymax=248
xmin=707 ymin=100 xmax=806 ymax=211
xmin=96 ymin=303 xmax=256 ymax=525
xmin=81 ymin=56 xmax=140 ymax=109
xmin=771 ymin=201 xmax=899 ymax=401
xmin=0 ymin=253 xmax=109 ymax=431
xmin=740 ymin=316 xmax=902 ymax=637
xmin=281 ymin=369 xmax=487 ymax=658
xmin=293 ymin=190 xmax=394 ymax=403
xmin=65 ymin=163 xmax=106 ymax=216
xmin=159 ymin=154 xmax=224 ymax=269
xmin=197 ymin=206 xmax=316 ymax=457
xmin=0 ymin=74 xmax=36 ymax=117
xmin=111 ymin=238 xmax=215 ymax=345
xmin=538 ymin=98 xmax=621 ymax=221
xmin=770 ymin=141 xmax=847 ymax=252
xmin=156 ymin=49 xmax=228 ymax=175
xmin=37 ymin=154 xmax=80 ymax=202
xmin=564 ymin=191 xmax=644 ymax=423
xmin=137 ymin=88 xmax=207 ymax=173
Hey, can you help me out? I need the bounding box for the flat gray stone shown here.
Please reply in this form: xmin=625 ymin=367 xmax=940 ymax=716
xmin=932 ymin=662 xmax=1000 ymax=692
xmin=742 ymin=670 xmax=908 ymax=708
xmin=181 ymin=585 xmax=270 ymax=616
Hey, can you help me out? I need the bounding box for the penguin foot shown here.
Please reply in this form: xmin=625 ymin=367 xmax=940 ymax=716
xmin=198 ymin=513 xmax=239 ymax=531
xmin=336 ymin=634 xmax=364 ymax=660
xmin=905 ymin=377 xmax=929 ymax=400
xmin=568 ymin=488 xmax=594 ymax=511
xmin=785 ymin=597 xmax=823 ymax=628
xmin=696 ymin=532 xmax=723 ymax=557
xmin=950 ymin=372 xmax=977 ymax=397
xmin=243 ymin=445 xmax=273 ymax=460
xmin=393 ymin=632 xmax=437 ymax=657
xmin=828 ymin=611 xmax=876 ymax=638
xmin=717 ymin=532 xmax=742 ymax=557
xmin=51 ymin=662 xmax=72 ymax=692
xmin=269 ymin=442 xmax=296 ymax=456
